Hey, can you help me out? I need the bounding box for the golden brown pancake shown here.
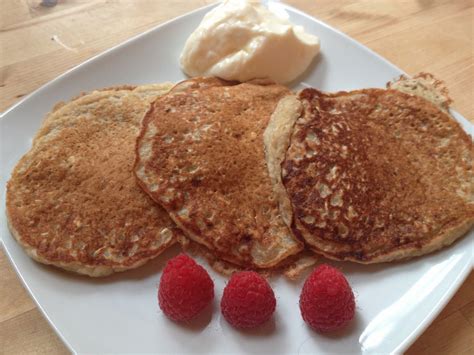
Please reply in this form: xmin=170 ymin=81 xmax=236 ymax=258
xmin=6 ymin=84 xmax=179 ymax=276
xmin=135 ymin=77 xmax=303 ymax=268
xmin=269 ymin=86 xmax=473 ymax=263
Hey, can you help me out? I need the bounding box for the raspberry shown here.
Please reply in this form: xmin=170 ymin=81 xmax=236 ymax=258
xmin=158 ymin=254 xmax=214 ymax=322
xmin=299 ymin=264 xmax=355 ymax=332
xmin=221 ymin=271 xmax=276 ymax=329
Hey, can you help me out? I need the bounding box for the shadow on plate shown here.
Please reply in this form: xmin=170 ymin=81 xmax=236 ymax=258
xmin=288 ymin=52 xmax=324 ymax=90
xmin=239 ymin=317 xmax=276 ymax=337
xmin=295 ymin=313 xmax=363 ymax=354
xmin=218 ymin=312 xmax=277 ymax=338
xmin=322 ymin=310 xmax=362 ymax=339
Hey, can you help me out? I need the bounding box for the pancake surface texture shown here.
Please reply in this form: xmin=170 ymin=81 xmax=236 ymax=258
xmin=274 ymin=87 xmax=473 ymax=263
xmin=6 ymin=84 xmax=179 ymax=276
xmin=135 ymin=77 xmax=303 ymax=268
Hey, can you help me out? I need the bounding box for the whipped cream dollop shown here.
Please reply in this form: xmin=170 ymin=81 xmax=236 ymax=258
xmin=180 ymin=0 xmax=320 ymax=83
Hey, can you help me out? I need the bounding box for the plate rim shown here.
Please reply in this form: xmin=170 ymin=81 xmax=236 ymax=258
xmin=1 ymin=1 xmax=472 ymax=354
xmin=394 ymin=259 xmax=472 ymax=353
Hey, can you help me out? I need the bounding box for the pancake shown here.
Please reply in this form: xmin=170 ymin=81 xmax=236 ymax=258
xmin=6 ymin=84 xmax=180 ymax=276
xmin=386 ymin=72 xmax=453 ymax=112
xmin=268 ymin=85 xmax=473 ymax=263
xmin=135 ymin=77 xmax=303 ymax=268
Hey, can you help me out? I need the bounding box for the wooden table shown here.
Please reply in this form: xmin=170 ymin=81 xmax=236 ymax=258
xmin=1 ymin=0 xmax=473 ymax=353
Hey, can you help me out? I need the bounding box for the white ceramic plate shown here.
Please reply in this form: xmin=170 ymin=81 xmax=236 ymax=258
xmin=1 ymin=2 xmax=472 ymax=354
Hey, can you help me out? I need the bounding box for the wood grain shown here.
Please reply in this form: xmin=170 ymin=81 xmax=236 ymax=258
xmin=1 ymin=0 xmax=473 ymax=353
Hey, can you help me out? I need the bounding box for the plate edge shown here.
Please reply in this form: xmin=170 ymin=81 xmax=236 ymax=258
xmin=393 ymin=253 xmax=473 ymax=353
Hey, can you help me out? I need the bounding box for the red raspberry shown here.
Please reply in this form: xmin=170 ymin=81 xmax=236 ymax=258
xmin=158 ymin=254 xmax=214 ymax=322
xmin=299 ymin=264 xmax=355 ymax=332
xmin=221 ymin=271 xmax=276 ymax=329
